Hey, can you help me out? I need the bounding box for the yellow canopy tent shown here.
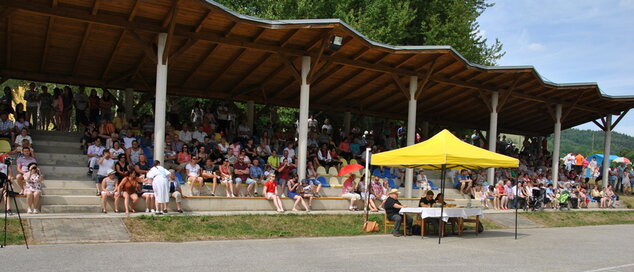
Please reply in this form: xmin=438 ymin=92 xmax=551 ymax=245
xmin=372 ymin=129 xmax=519 ymax=169
xmin=371 ymin=129 xmax=519 ymax=243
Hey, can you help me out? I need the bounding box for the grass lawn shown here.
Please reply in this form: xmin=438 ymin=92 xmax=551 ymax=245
xmin=123 ymin=213 xmax=505 ymax=242
xmin=620 ymin=194 xmax=634 ymax=209
xmin=523 ymin=210 xmax=634 ymax=228
xmin=0 ymin=218 xmax=27 ymax=245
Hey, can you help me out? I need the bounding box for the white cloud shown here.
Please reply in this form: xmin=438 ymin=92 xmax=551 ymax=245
xmin=527 ymin=42 xmax=545 ymax=51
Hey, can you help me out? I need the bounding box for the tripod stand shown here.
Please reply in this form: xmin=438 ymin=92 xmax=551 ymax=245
xmin=1 ymin=173 xmax=29 ymax=249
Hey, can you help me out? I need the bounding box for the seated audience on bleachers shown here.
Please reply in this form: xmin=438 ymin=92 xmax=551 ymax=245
xmin=114 ymin=154 xmax=131 ymax=182
xmin=134 ymin=154 xmax=151 ymax=176
xmin=16 ymin=147 xmax=37 ymax=193
xmin=140 ymin=176 xmax=156 ymax=213
xmin=219 ymin=159 xmax=233 ymax=197
xmin=263 ymin=173 xmax=284 ymax=212
xmin=286 ymin=175 xmax=310 ymax=212
xmin=126 ymin=140 xmax=144 ymax=165
xmin=117 ymin=170 xmax=140 ymax=214
xmin=100 ymin=169 xmax=120 ymax=213
xmin=24 ymin=163 xmax=43 ymax=214
xmin=109 ymin=140 xmax=125 ymax=158
xmin=341 ymin=174 xmax=361 ymax=211
xmin=305 ymin=161 xmax=322 ymax=197
xmin=86 ymin=138 xmax=105 ymax=175
xmin=186 ymin=157 xmax=203 ymax=196
xmin=201 ymin=158 xmax=218 ymax=196
xmin=249 ymin=159 xmax=264 ymax=197
xmin=277 ymin=157 xmax=294 ymax=196
xmin=0 ymin=112 xmax=15 ymax=142
xmin=233 ymin=155 xmax=255 ymax=197
xmin=95 ymin=150 xmax=116 ymax=196
xmin=370 ymin=176 xmax=388 ymax=210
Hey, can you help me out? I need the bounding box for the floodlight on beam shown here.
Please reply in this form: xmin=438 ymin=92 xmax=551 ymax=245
xmin=329 ymin=35 xmax=343 ymax=51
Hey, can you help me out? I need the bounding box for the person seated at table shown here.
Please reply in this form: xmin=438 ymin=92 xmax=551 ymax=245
xmin=385 ymin=189 xmax=412 ymax=237
xmin=434 ymin=193 xmax=448 ymax=207
xmin=419 ymin=190 xmax=436 ymax=207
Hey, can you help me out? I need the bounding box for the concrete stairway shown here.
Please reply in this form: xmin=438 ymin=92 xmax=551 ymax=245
xmin=31 ymin=130 xmax=103 ymax=213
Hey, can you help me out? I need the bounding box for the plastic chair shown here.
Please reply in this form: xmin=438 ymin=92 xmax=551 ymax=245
xmin=327 ymin=167 xmax=338 ymax=177
xmin=0 ymin=140 xmax=11 ymax=153
xmin=349 ymin=159 xmax=358 ymax=165
xmin=317 ymin=176 xmax=330 ymax=188
xmin=142 ymin=147 xmax=154 ymax=166
xmin=382 ymin=168 xmax=392 ymax=179
xmin=329 ymin=176 xmax=342 ymax=188
xmin=428 ymin=180 xmax=439 ymax=190
xmin=340 ymin=158 xmax=348 ymax=167
xmin=387 ymin=178 xmax=399 ymax=189
xmin=316 ymin=166 xmax=328 ymax=177
xmin=372 ymin=168 xmax=382 ymax=177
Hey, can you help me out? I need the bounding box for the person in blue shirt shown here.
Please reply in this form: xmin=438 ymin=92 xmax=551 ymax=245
xmin=455 ymin=170 xmax=473 ymax=195
xmin=249 ymin=159 xmax=264 ymax=197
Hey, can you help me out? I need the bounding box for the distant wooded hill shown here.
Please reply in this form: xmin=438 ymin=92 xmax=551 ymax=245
xmin=547 ymin=128 xmax=634 ymax=158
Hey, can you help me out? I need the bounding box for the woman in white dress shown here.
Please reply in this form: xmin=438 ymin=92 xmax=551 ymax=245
xmin=147 ymin=161 xmax=170 ymax=215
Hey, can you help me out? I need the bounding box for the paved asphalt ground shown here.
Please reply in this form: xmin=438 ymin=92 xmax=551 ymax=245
xmin=2 ymin=224 xmax=632 ymax=272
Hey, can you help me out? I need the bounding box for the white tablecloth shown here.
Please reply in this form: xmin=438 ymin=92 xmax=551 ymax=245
xmin=399 ymin=207 xmax=483 ymax=222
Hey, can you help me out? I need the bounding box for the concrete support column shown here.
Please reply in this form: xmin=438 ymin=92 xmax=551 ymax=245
xmin=247 ymin=100 xmax=254 ymax=132
xmin=297 ymin=56 xmax=311 ymax=181
xmin=602 ymin=114 xmax=612 ymax=189
xmin=343 ymin=112 xmax=351 ymax=136
xmin=404 ymin=76 xmax=417 ymax=198
xmin=153 ymin=33 xmax=168 ymax=164
xmin=551 ymin=104 xmax=562 ymax=189
xmin=487 ymin=91 xmax=499 ymax=186
xmin=124 ymin=88 xmax=134 ymax=120
xmin=422 ymin=121 xmax=429 ymax=140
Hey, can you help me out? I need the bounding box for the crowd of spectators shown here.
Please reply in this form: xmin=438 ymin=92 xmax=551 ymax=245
xmin=1 ymin=83 xmax=632 ymax=215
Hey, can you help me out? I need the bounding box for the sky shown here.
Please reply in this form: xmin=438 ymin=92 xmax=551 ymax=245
xmin=477 ymin=0 xmax=634 ymax=136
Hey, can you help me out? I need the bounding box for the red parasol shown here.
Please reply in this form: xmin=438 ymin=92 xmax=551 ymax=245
xmin=338 ymin=163 xmax=364 ymax=177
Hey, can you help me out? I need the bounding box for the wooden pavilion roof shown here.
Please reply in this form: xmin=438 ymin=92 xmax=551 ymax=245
xmin=1 ymin=0 xmax=632 ymax=135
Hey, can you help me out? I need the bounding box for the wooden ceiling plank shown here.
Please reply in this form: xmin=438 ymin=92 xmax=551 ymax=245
xmin=252 ymin=28 xmax=266 ymax=42
xmin=280 ymin=29 xmax=300 ymax=47
xmin=358 ymin=79 xmax=395 ymax=106
xmin=4 ymin=11 xmax=12 ymax=69
xmin=497 ymin=75 xmax=522 ymax=112
xmin=128 ymin=0 xmax=141 ymax=21
xmin=169 ymin=38 xmax=198 ymax=64
xmin=229 ymin=52 xmax=273 ymax=94
xmin=181 ymin=44 xmax=220 ymax=87
xmin=205 ymin=48 xmax=247 ymax=91
xmin=306 ymin=32 xmax=331 ymax=83
xmin=101 ymin=29 xmax=127 ymax=80
xmin=91 ymin=0 xmax=101 ymax=15
xmin=560 ymin=92 xmax=584 ymax=122
xmin=322 ymin=55 xmax=415 ymax=76
xmin=268 ymin=77 xmax=298 ymax=100
xmin=72 ymin=23 xmax=93 ymax=76
xmin=40 ymin=17 xmax=55 ymax=73
xmin=312 ymin=68 xmax=366 ymax=102
xmin=195 ymin=10 xmax=212 ymax=33
xmin=336 ymin=71 xmax=385 ymax=102
xmin=51 ymin=0 xmax=58 ymax=8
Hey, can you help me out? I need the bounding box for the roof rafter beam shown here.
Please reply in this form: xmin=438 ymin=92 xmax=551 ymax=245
xmin=431 ymin=76 xmax=615 ymax=114
xmin=162 ymin=0 xmax=180 ymax=64
xmin=497 ymin=75 xmax=522 ymax=112
xmin=91 ymin=0 xmax=101 ymax=15
xmin=72 ymin=23 xmax=92 ymax=75
xmin=415 ymin=57 xmax=439 ymax=100
xmin=194 ymin=10 xmax=212 ymax=33
xmin=611 ymin=109 xmax=629 ymax=129
xmin=205 ymin=48 xmax=247 ymax=91
xmin=4 ymin=10 xmax=12 ymax=69
xmin=306 ymin=31 xmax=331 ymax=83
xmin=182 ymin=44 xmax=220 ymax=87
xmin=592 ymin=119 xmax=605 ymax=131
xmin=312 ymin=68 xmax=366 ymax=102
xmin=40 ymin=17 xmax=54 ymax=72
xmin=168 ymin=38 xmax=198 ymax=64
xmin=128 ymin=0 xmax=141 ymax=21
xmin=101 ymin=29 xmax=127 ymax=80
xmin=128 ymin=30 xmax=157 ymax=64
xmin=229 ymin=53 xmax=273 ymax=94
xmin=391 ymin=74 xmax=409 ymax=100
xmin=277 ymin=54 xmax=301 ymax=81
xmin=561 ymin=92 xmax=584 ymax=122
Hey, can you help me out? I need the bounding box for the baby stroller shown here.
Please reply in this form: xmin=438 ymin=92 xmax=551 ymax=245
xmin=530 ymin=188 xmax=545 ymax=211
xmin=558 ymin=191 xmax=571 ymax=211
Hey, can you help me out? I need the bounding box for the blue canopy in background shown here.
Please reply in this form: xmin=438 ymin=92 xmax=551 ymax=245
xmin=586 ymin=154 xmax=619 ymax=166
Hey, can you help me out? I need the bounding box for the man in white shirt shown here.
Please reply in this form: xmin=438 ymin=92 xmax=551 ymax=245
xmin=95 ymin=150 xmax=115 ymax=195
xmin=192 ymin=125 xmax=208 ymax=143
xmin=122 ymin=130 xmax=136 ymax=149
xmin=87 ymin=138 xmax=105 ymax=175
xmin=179 ymin=123 xmax=193 ymax=144
xmin=284 ymin=142 xmax=296 ymax=161
xmin=14 ymin=128 xmax=32 ymax=148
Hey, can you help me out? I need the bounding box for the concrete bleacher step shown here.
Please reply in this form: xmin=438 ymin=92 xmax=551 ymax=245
xmin=30 ymin=130 xmax=82 ymax=137
xmin=35 ymin=145 xmax=84 ymax=154
xmin=33 ymin=140 xmax=82 ymax=149
xmin=41 ymin=195 xmax=101 ymax=205
xmin=40 ymin=165 xmax=91 ymax=180
xmin=44 ymin=188 xmax=96 ymax=196
xmin=37 ymin=153 xmax=87 ymax=165
xmin=44 ymin=179 xmax=94 ymax=189
xmin=41 ymin=205 xmax=102 ymax=213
